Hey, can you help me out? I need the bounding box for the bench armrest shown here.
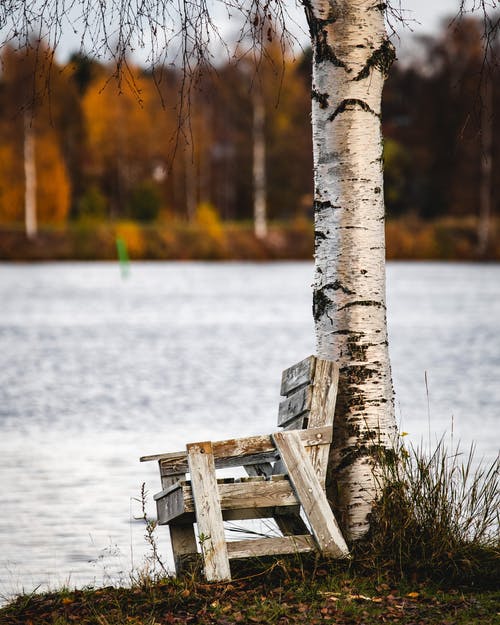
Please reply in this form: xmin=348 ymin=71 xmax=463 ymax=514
xmin=140 ymin=426 xmax=332 ymax=476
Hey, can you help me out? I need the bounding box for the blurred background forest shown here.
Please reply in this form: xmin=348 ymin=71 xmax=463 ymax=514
xmin=0 ymin=15 xmax=499 ymax=261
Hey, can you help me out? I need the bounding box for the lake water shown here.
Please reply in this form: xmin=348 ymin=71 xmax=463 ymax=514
xmin=0 ymin=261 xmax=498 ymax=598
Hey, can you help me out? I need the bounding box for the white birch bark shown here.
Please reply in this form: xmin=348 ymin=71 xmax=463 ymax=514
xmin=253 ymin=86 xmax=267 ymax=239
xmin=24 ymin=112 xmax=37 ymax=239
xmin=305 ymin=0 xmax=397 ymax=540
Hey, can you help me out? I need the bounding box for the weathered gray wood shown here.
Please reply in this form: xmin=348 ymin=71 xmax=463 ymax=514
xmin=272 ymin=430 xmax=349 ymax=559
xmin=282 ymin=415 xmax=307 ymax=431
xmin=280 ymin=355 xmax=316 ymax=396
xmin=161 ymin=474 xmax=183 ymax=491
xmin=155 ymin=480 xmax=301 ymax=524
xmin=187 ymin=441 xmax=231 ymax=581
xmin=278 ymin=386 xmax=313 ymax=428
xmin=155 ymin=428 xmax=330 ymax=476
xmin=169 ymin=524 xmax=198 ymax=574
xmin=141 ymin=449 xmax=187 ymax=463
xmin=156 ymin=484 xmax=188 ymax=525
xmin=307 ymin=359 xmax=339 ymax=486
xmin=227 ymin=535 xmax=315 ymax=559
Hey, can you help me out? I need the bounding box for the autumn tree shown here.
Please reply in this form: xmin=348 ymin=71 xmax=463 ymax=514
xmin=0 ymin=45 xmax=71 ymax=231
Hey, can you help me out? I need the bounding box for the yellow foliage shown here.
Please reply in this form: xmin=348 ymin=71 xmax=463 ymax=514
xmin=195 ymin=202 xmax=224 ymax=242
xmin=36 ymin=130 xmax=71 ymax=224
xmin=115 ymin=221 xmax=145 ymax=258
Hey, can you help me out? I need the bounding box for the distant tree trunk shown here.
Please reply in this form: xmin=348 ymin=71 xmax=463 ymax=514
xmin=478 ymin=70 xmax=493 ymax=257
xmin=306 ymin=0 xmax=397 ymax=541
xmin=24 ymin=111 xmax=37 ymax=239
xmin=253 ymin=86 xmax=267 ymax=239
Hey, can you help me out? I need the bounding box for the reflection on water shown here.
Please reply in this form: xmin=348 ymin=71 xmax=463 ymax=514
xmin=0 ymin=261 xmax=498 ymax=596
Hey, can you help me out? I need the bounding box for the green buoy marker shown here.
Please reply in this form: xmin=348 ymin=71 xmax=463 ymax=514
xmin=116 ymin=237 xmax=130 ymax=279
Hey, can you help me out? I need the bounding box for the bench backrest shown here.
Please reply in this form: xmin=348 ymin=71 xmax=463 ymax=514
xmin=277 ymin=356 xmax=339 ymax=486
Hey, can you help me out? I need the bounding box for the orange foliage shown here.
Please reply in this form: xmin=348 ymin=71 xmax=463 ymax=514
xmin=36 ymin=131 xmax=71 ymax=224
xmin=0 ymin=142 xmax=24 ymax=224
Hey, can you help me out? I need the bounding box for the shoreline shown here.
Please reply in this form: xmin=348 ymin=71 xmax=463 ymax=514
xmin=1 ymin=217 xmax=499 ymax=262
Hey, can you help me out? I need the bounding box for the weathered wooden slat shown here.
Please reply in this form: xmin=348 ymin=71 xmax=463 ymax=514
xmin=227 ymin=535 xmax=315 ymax=559
xmin=141 ymin=449 xmax=186 ymax=463
xmin=154 ymin=427 xmax=330 ymax=476
xmin=307 ymin=359 xmax=339 ymax=486
xmin=278 ymin=386 xmax=313 ymax=428
xmin=187 ymin=441 xmax=231 ymax=582
xmin=158 ymin=504 xmax=291 ymax=525
xmin=157 ymin=484 xmax=188 ymax=525
xmin=155 ymin=479 xmax=300 ymax=524
xmin=282 ymin=415 xmax=307 ymax=431
xmin=280 ymin=355 xmax=316 ymax=396
xmin=272 ymin=430 xmax=349 ymax=559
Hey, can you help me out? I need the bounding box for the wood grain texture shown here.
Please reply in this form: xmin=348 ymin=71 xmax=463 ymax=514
xmin=187 ymin=441 xmax=231 ymax=581
xmin=155 ymin=480 xmax=301 ymax=524
xmin=227 ymin=534 xmax=315 ymax=559
xmin=280 ymin=355 xmax=316 ymax=396
xmin=278 ymin=386 xmax=313 ymax=428
xmin=154 ymin=428 xmax=330 ymax=476
xmin=273 ymin=430 xmax=349 ymax=559
xmin=308 ymin=359 xmax=339 ymax=486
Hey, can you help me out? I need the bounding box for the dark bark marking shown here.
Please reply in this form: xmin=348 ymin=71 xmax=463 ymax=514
xmin=302 ymin=0 xmax=349 ymax=72
xmin=328 ymin=99 xmax=379 ymax=122
xmin=354 ymin=37 xmax=396 ymax=81
xmin=340 ymin=225 xmax=370 ymax=231
xmin=313 ymin=287 xmax=331 ymax=323
xmin=315 ymin=30 xmax=349 ymax=69
xmin=338 ymin=300 xmax=385 ymax=311
xmin=314 ymin=199 xmax=341 ymax=213
xmin=312 ymin=89 xmax=329 ymax=109
xmin=336 ymin=444 xmax=396 ymax=472
xmin=313 ymin=280 xmax=357 ymax=321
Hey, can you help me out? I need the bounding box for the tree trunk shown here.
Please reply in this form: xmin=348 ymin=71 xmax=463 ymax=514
xmin=478 ymin=67 xmax=493 ymax=258
xmin=253 ymin=86 xmax=267 ymax=239
xmin=305 ymin=0 xmax=397 ymax=541
xmin=24 ymin=112 xmax=37 ymax=239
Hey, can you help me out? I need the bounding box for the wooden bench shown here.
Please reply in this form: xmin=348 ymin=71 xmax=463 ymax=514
xmin=140 ymin=356 xmax=349 ymax=581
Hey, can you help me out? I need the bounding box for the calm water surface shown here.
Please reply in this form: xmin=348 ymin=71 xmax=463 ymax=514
xmin=0 ymin=261 xmax=498 ymax=596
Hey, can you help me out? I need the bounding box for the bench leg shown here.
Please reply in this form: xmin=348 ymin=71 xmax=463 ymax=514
xmin=169 ymin=523 xmax=198 ymax=575
xmin=187 ymin=441 xmax=231 ymax=581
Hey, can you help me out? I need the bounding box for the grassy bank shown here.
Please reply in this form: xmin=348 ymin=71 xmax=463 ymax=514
xmin=1 ymin=216 xmax=499 ymax=261
xmin=1 ymin=563 xmax=499 ymax=625
xmin=1 ymin=439 xmax=498 ymax=624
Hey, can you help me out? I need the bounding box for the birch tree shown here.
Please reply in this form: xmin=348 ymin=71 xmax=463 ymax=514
xmin=1 ymin=0 xmax=497 ymax=541
xmin=308 ymin=0 xmax=397 ymax=540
